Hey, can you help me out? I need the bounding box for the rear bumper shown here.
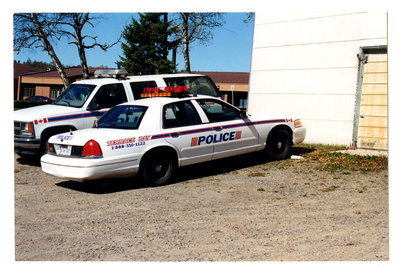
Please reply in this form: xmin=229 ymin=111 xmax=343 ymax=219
xmin=40 ymin=154 xmax=140 ymax=181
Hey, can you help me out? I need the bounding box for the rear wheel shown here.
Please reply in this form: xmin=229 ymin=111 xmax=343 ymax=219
xmin=266 ymin=129 xmax=292 ymax=160
xmin=140 ymin=152 xmax=175 ymax=186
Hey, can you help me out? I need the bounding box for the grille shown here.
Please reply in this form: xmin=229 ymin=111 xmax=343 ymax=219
xmin=14 ymin=122 xmax=23 ymax=136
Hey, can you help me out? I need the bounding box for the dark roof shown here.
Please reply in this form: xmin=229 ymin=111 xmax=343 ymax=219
xmin=192 ymin=71 xmax=249 ymax=84
xmin=21 ymin=67 xmax=99 ymax=78
xmin=14 ymin=63 xmax=43 ymax=79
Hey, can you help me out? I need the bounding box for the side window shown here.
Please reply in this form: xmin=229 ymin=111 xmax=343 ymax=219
xmin=130 ymin=81 xmax=157 ymax=100
xmin=90 ymin=83 xmax=127 ymax=110
xmin=196 ymin=99 xmax=240 ymax=122
xmin=163 ymin=101 xmax=202 ymax=129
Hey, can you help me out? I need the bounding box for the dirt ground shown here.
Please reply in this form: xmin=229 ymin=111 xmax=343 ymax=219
xmin=14 ymin=151 xmax=388 ymax=261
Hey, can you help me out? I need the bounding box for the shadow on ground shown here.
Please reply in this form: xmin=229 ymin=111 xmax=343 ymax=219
xmin=52 ymin=146 xmax=315 ymax=195
xmin=56 ymin=151 xmax=271 ymax=194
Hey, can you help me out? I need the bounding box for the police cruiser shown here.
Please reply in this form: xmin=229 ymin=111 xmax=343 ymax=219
xmin=41 ymin=86 xmax=306 ymax=185
xmin=14 ymin=69 xmax=220 ymax=157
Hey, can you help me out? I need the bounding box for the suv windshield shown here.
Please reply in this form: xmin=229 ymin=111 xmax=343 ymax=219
xmin=54 ymin=84 xmax=96 ymax=108
xmin=163 ymin=76 xmax=220 ymax=97
xmin=96 ymin=105 xmax=147 ymax=129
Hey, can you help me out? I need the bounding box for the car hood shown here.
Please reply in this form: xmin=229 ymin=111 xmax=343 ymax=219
xmin=14 ymin=104 xmax=82 ymax=122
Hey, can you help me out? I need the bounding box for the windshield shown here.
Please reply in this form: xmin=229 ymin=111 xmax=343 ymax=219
xmin=96 ymin=105 xmax=147 ymax=129
xmin=163 ymin=76 xmax=220 ymax=97
xmin=54 ymin=84 xmax=96 ymax=108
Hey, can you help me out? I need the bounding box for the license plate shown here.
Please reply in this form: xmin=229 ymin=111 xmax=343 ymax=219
xmin=60 ymin=145 xmax=71 ymax=156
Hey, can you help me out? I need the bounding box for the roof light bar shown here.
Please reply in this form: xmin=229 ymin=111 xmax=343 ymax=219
xmin=141 ymin=86 xmax=189 ymax=98
xmin=94 ymin=69 xmax=128 ymax=79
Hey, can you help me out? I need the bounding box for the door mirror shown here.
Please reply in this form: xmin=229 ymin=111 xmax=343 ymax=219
xmin=239 ymin=108 xmax=247 ymax=119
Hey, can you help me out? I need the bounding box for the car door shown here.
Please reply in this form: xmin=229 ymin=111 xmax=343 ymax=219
xmin=195 ymin=99 xmax=260 ymax=160
xmin=161 ymin=100 xmax=215 ymax=166
xmin=84 ymin=83 xmax=128 ymax=127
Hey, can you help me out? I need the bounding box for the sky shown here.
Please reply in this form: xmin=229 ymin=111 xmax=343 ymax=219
xmin=13 ymin=13 xmax=254 ymax=73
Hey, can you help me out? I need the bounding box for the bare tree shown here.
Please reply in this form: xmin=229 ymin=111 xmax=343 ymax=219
xmin=174 ymin=13 xmax=225 ymax=73
xmin=59 ymin=13 xmax=121 ymax=79
xmin=14 ymin=13 xmax=70 ymax=87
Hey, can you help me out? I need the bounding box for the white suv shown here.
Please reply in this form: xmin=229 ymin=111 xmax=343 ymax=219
xmin=14 ymin=69 xmax=221 ymax=156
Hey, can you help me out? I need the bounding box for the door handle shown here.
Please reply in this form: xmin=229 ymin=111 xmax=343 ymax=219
xmin=170 ymin=132 xmax=180 ymax=138
xmin=214 ymin=127 xmax=223 ymax=132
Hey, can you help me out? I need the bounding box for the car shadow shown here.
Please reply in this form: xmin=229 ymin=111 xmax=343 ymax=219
xmin=55 ymin=145 xmax=315 ymax=194
xmin=16 ymin=154 xmax=42 ymax=167
xmin=56 ymin=151 xmax=269 ymax=194
xmin=56 ymin=177 xmax=146 ymax=194
xmin=173 ymin=151 xmax=268 ymax=183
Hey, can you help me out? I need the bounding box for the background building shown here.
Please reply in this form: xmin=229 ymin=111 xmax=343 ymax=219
xmin=16 ymin=67 xmax=98 ymax=100
xmin=194 ymin=71 xmax=249 ymax=108
xmin=14 ymin=63 xmax=43 ymax=100
xmin=248 ymin=12 xmax=387 ymax=150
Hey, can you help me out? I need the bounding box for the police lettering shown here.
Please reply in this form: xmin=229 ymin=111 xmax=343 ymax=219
xmin=193 ymin=130 xmax=241 ymax=146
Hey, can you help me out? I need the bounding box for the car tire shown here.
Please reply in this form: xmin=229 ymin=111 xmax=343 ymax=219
xmin=140 ymin=152 xmax=175 ymax=186
xmin=266 ymin=129 xmax=292 ymax=160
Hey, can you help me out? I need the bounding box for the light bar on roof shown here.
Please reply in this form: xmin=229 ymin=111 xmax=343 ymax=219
xmin=140 ymin=86 xmax=189 ymax=98
xmin=94 ymin=69 xmax=128 ymax=78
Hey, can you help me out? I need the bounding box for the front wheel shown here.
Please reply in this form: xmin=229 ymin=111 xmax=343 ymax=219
xmin=140 ymin=153 xmax=175 ymax=186
xmin=266 ymin=129 xmax=292 ymax=160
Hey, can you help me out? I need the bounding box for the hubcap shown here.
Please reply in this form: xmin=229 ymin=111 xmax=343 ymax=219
xmin=153 ymin=164 xmax=163 ymax=174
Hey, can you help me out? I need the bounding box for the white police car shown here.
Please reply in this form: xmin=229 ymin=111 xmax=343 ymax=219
xmin=41 ymin=87 xmax=306 ymax=185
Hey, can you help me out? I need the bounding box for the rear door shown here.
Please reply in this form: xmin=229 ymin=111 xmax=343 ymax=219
xmin=161 ymin=100 xmax=215 ymax=166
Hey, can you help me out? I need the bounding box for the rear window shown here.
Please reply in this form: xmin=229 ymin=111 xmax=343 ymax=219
xmin=96 ymin=105 xmax=147 ymax=129
xmin=163 ymin=76 xmax=220 ymax=97
xmin=130 ymin=81 xmax=157 ymax=100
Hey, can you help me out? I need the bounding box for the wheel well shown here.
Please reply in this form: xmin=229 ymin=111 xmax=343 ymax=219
xmin=267 ymin=125 xmax=293 ymax=144
xmin=140 ymin=146 xmax=178 ymax=167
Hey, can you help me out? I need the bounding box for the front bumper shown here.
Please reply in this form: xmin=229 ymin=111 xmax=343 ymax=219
xmin=293 ymin=127 xmax=306 ymax=145
xmin=40 ymin=154 xmax=140 ymax=181
xmin=14 ymin=137 xmax=41 ymax=154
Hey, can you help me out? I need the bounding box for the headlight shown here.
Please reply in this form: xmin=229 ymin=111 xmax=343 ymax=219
xmin=294 ymin=119 xmax=303 ymax=128
xmin=15 ymin=122 xmax=35 ymax=137
xmin=21 ymin=122 xmax=34 ymax=136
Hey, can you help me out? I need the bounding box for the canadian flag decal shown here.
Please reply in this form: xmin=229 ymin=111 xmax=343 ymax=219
xmin=34 ymin=118 xmax=48 ymax=125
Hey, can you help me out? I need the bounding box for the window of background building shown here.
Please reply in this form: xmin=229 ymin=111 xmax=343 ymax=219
xmin=50 ymin=86 xmax=63 ymax=99
xmin=22 ymin=86 xmax=35 ymax=98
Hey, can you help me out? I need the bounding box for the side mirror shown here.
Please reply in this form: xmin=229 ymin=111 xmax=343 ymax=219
xmin=239 ymin=108 xmax=247 ymax=119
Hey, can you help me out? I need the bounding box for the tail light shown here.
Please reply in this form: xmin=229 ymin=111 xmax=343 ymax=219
xmin=46 ymin=142 xmax=55 ymax=155
xmin=81 ymin=140 xmax=103 ymax=158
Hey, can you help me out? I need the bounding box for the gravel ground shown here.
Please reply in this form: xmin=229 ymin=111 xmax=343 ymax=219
xmin=14 ymin=151 xmax=388 ymax=261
